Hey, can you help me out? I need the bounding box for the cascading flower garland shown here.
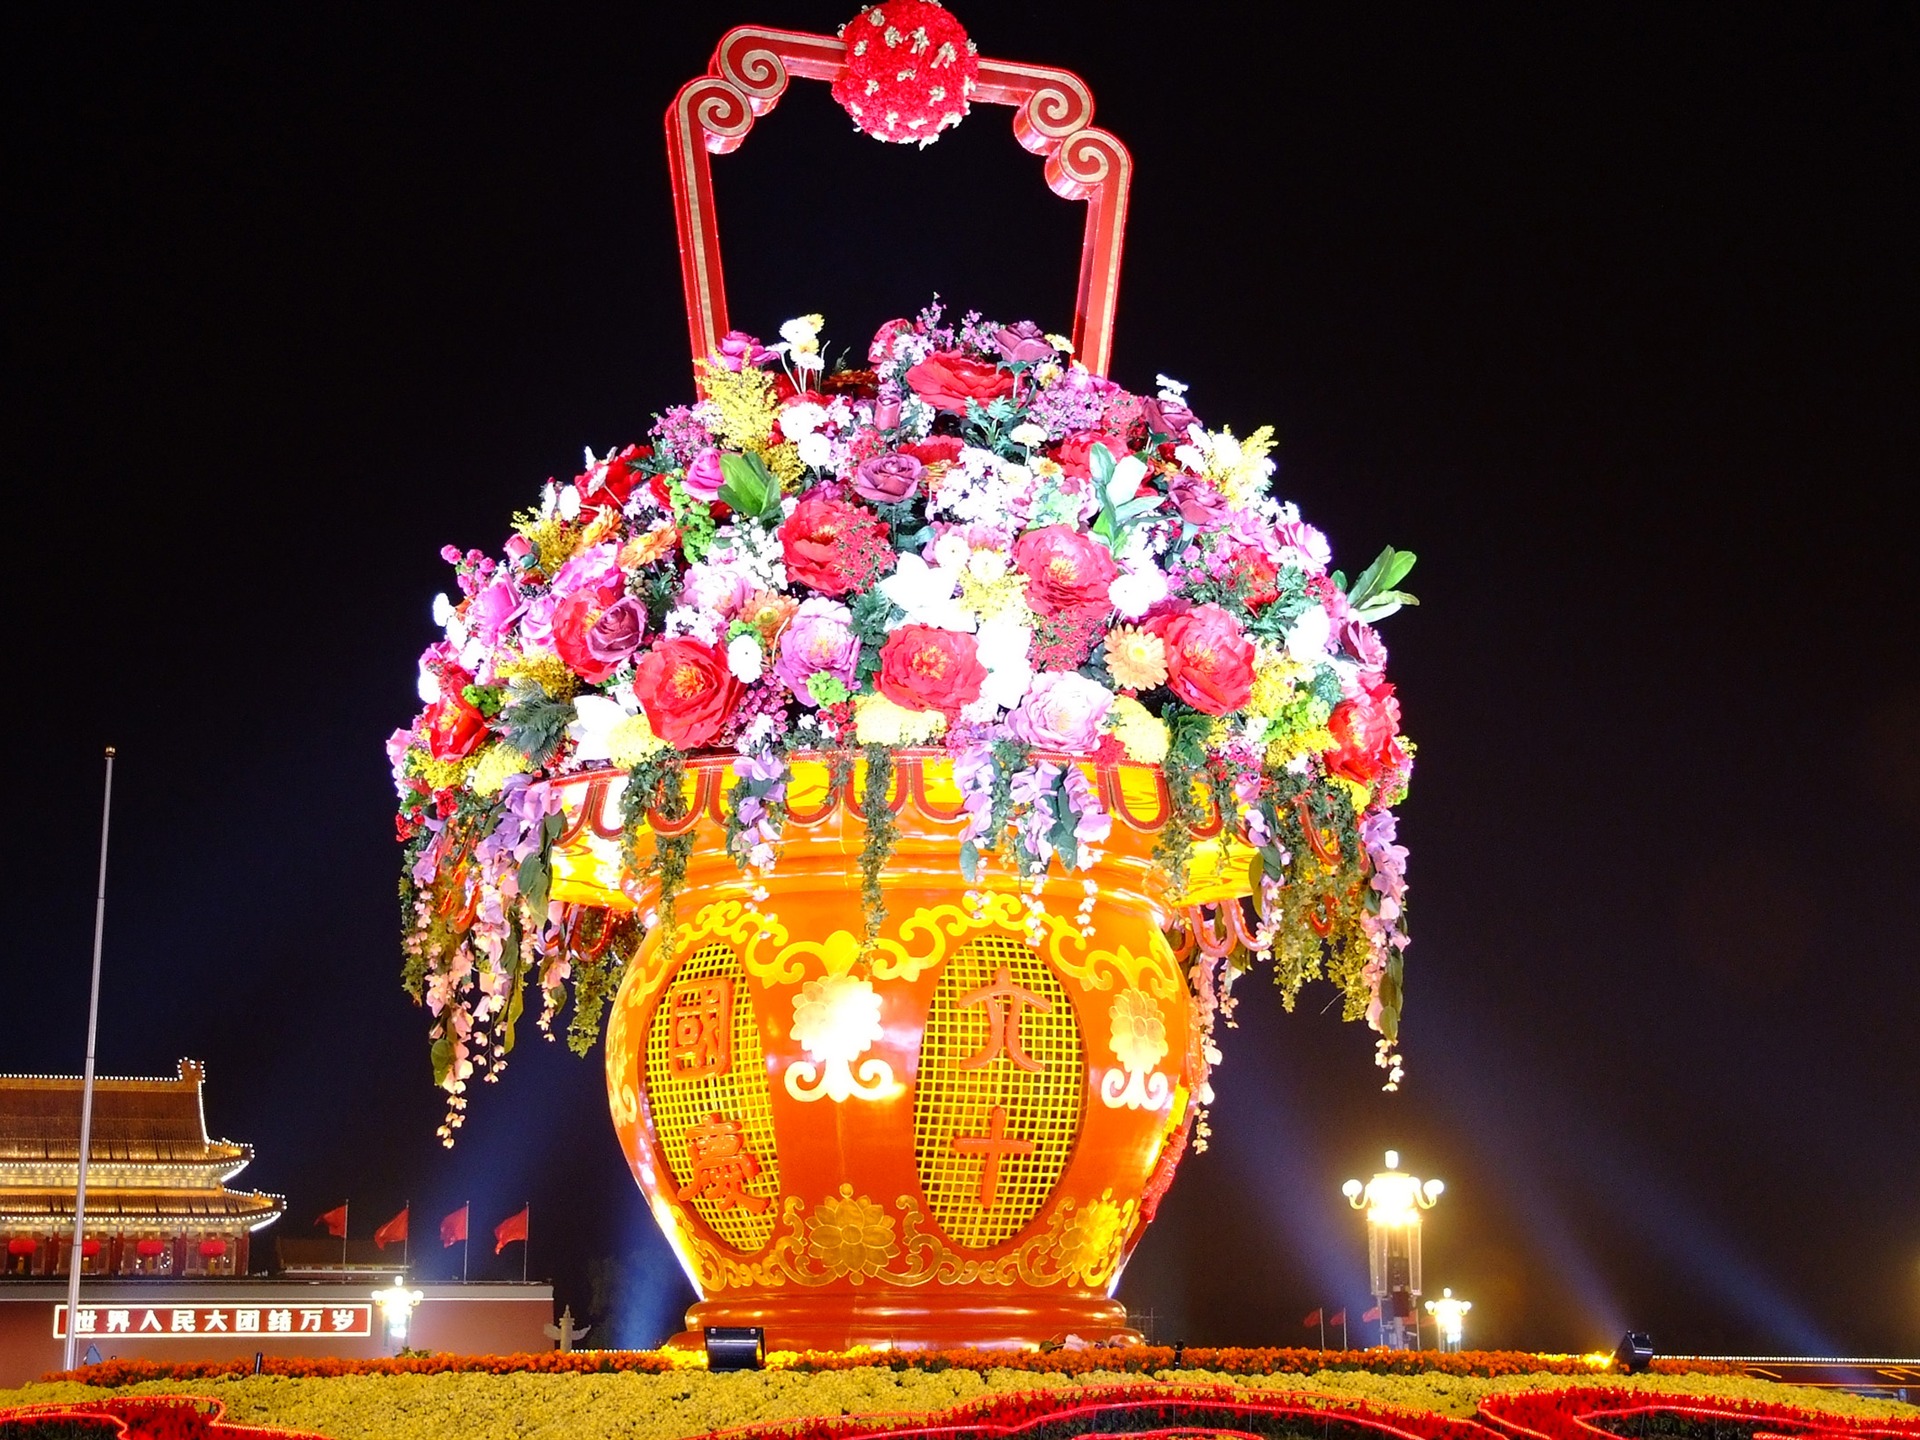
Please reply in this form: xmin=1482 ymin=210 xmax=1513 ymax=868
xmin=391 ymin=304 xmax=1419 ymax=1142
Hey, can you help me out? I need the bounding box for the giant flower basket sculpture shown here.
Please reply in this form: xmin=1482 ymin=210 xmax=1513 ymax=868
xmin=390 ymin=10 xmax=1418 ymax=1351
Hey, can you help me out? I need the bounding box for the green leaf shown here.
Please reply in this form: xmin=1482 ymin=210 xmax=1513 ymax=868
xmin=1347 ymin=546 xmax=1418 ymax=606
xmin=501 ymin=963 xmax=526 ymax=1055
xmin=717 ymin=451 xmax=782 ymax=519
xmin=429 ymin=1034 xmax=453 ymax=1087
xmin=960 ymin=840 xmax=980 ymax=884
xmin=1088 ymin=442 xmax=1116 ymax=488
xmin=518 ymin=850 xmax=550 ymax=913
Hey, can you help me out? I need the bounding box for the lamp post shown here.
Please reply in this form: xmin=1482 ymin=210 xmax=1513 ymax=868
xmin=1341 ymin=1149 xmax=1443 ymax=1350
xmin=1425 ymin=1287 xmax=1471 ymax=1352
xmin=371 ymin=1277 xmax=424 ymax=1353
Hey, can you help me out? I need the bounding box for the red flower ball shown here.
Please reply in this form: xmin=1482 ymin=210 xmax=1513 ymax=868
xmin=779 ymin=491 xmax=895 ymax=596
xmin=903 ymin=349 xmax=1014 ymax=414
xmin=423 ymin=666 xmax=488 ymax=762
xmin=631 ymin=638 xmax=743 ymax=749
xmin=1148 ymin=604 xmax=1256 ymax=715
xmin=1326 ymin=673 xmax=1406 ymax=787
xmin=832 ymin=0 xmax=979 ymax=146
xmin=875 ymin=624 xmax=987 ymax=717
xmin=1012 ymin=525 xmax=1120 ymax=619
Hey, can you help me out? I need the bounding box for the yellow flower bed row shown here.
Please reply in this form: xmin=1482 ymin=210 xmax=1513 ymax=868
xmin=3 ymin=1365 xmax=1913 ymax=1440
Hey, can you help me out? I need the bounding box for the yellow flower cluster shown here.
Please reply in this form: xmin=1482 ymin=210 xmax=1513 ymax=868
xmin=6 ymin=1363 xmax=1912 ymax=1440
xmin=853 ymin=693 xmax=947 ymax=746
xmin=606 ymin=711 xmax=669 ymax=768
xmin=696 ymin=362 xmax=779 ymax=452
xmin=497 ymin=653 xmax=578 ymax=700
xmin=469 ymin=742 xmax=530 ymax=796
xmin=410 ymin=750 xmax=476 ymax=791
xmin=512 ymin=511 xmax=582 ymax=578
xmin=1106 ymin=695 xmax=1170 ymax=764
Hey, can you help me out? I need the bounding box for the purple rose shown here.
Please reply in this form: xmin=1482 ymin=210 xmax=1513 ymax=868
xmin=1141 ymin=395 xmax=1197 ymax=437
xmin=585 ymin=597 xmax=646 ymax=667
xmin=1003 ymin=671 xmax=1114 ymax=753
xmin=1168 ymin=474 xmax=1230 ymax=528
xmin=992 ymin=321 xmax=1054 ymax=365
xmin=684 ymin=446 xmax=725 ymax=502
xmin=773 ymin=599 xmax=860 ymax=705
xmin=851 ymin=451 xmax=924 ymax=506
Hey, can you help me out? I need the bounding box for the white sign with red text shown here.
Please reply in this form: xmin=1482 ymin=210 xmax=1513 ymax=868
xmin=52 ymin=1303 xmax=372 ymax=1339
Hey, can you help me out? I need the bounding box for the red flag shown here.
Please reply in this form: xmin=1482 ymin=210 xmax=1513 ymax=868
xmin=1302 ymin=1307 xmax=1323 ymax=1328
xmin=1362 ymin=1303 xmax=1382 ymax=1323
xmin=439 ymin=1204 xmax=468 ymax=1248
xmin=374 ymin=1205 xmax=409 ymax=1250
xmin=313 ymin=1204 xmax=348 ymax=1238
xmin=1328 ymin=1309 xmax=1347 ymax=1327
xmin=493 ymin=1205 xmax=529 ymax=1254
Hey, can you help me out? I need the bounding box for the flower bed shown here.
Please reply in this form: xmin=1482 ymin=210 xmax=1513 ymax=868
xmin=37 ymin=1349 xmax=1737 ymax=1387
xmin=6 ymin=1362 xmax=1912 ymax=1440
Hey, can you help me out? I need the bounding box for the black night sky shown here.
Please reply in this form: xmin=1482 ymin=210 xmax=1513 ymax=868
xmin=8 ymin=3 xmax=1917 ymax=1356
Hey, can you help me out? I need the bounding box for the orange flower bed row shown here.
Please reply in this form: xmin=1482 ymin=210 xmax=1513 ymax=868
xmin=47 ymin=1346 xmax=1736 ymax=1387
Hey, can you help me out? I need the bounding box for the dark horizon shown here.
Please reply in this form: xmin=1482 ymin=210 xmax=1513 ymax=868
xmin=7 ymin=2 xmax=1916 ymax=1355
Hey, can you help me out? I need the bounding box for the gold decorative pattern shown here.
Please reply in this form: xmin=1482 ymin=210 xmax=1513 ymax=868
xmin=644 ymin=942 xmax=781 ymax=1253
xmin=913 ymin=933 xmax=1083 ymax=1248
xmin=683 ymin=1187 xmax=1138 ymax=1294
xmin=1037 ymin=906 xmax=1184 ymax=1002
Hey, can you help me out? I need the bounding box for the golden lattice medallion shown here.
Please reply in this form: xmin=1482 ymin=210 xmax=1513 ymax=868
xmin=913 ymin=933 xmax=1084 ymax=1249
xmin=644 ymin=942 xmax=781 ymax=1253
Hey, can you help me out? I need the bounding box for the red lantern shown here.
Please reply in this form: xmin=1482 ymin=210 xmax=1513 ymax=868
xmin=135 ymin=1238 xmax=167 ymax=1258
xmin=80 ymin=1238 xmax=101 ymax=1258
xmin=197 ymin=1238 xmax=228 ymax=1257
xmin=6 ymin=1238 xmax=36 ymax=1256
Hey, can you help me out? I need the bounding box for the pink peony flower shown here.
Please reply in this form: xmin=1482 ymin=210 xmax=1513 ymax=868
xmin=466 ymin=576 xmax=524 ymax=645
xmin=773 ymin=599 xmax=860 ymax=704
xmin=1003 ymin=671 xmax=1114 ymax=752
xmin=679 ymin=558 xmax=755 ymax=618
xmin=714 ymin=331 xmax=774 ymax=372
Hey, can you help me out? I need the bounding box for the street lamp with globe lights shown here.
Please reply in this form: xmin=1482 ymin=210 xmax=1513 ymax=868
xmin=371 ymin=1277 xmax=424 ymax=1353
xmin=1342 ymin=1149 xmax=1444 ymax=1349
xmin=1425 ymin=1287 xmax=1471 ymax=1352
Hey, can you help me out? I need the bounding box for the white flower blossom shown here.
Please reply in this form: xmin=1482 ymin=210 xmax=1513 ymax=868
xmin=1285 ymin=603 xmax=1333 ymax=664
xmin=878 ymin=552 xmax=975 ymax=631
xmin=727 ymin=633 xmax=765 ymax=683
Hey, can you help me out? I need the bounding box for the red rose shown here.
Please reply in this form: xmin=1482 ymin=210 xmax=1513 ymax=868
xmin=423 ymin=667 xmax=488 ymax=762
xmin=1147 ymin=604 xmax=1256 ymax=715
xmin=579 ymin=444 xmax=649 ymax=519
xmin=779 ymin=491 xmax=893 ymax=597
xmin=1012 ymin=525 xmax=1120 ymax=618
xmin=631 ymin=638 xmax=743 ymax=749
xmin=903 ymin=350 xmax=1015 ymax=414
xmin=1326 ymin=674 xmax=1405 ymax=787
xmin=905 ymin=434 xmax=965 ymax=468
xmin=1052 ymin=430 xmax=1135 ymax=481
xmin=1222 ymin=547 xmax=1281 ymax=609
xmin=875 ymin=625 xmax=987 ymax=717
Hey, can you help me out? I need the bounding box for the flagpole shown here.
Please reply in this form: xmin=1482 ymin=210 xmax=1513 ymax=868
xmin=403 ymin=1201 xmax=410 ymax=1275
xmin=521 ymin=1202 xmax=529 ymax=1284
xmin=463 ymin=1203 xmax=469 ymax=1283
xmin=1319 ymin=1312 xmax=1326 ymax=1350
xmin=63 ymin=746 xmax=115 ymax=1374
xmin=1341 ymin=1313 xmax=1348 ymax=1350
xmin=341 ymin=1201 xmax=349 ymax=1277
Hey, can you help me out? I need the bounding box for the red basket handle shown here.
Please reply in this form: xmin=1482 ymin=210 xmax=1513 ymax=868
xmin=666 ymin=25 xmax=1132 ymax=383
